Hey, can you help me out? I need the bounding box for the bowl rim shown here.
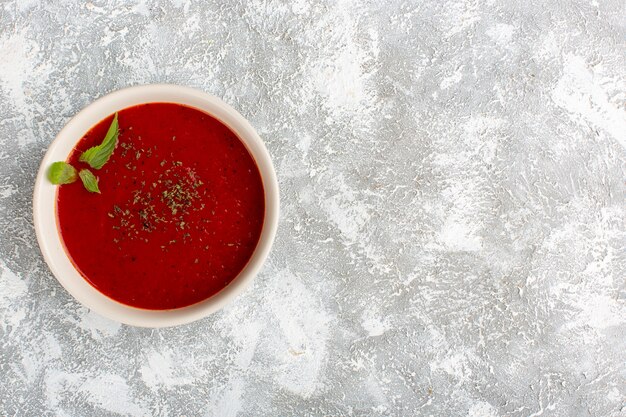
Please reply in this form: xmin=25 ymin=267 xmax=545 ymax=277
xmin=33 ymin=84 xmax=279 ymax=328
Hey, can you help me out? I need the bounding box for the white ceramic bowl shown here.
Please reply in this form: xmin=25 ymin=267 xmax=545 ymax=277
xmin=33 ymin=84 xmax=279 ymax=328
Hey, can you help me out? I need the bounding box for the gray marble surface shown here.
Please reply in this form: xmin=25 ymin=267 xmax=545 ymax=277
xmin=1 ymin=0 xmax=625 ymax=416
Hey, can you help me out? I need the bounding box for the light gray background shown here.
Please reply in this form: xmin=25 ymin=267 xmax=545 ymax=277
xmin=1 ymin=0 xmax=625 ymax=416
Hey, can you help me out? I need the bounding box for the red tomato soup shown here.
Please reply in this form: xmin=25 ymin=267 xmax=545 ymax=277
xmin=56 ymin=103 xmax=265 ymax=309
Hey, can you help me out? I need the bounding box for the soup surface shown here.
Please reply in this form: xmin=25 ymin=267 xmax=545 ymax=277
xmin=57 ymin=103 xmax=265 ymax=309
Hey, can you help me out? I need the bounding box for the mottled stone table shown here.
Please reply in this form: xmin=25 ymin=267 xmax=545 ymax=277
xmin=1 ymin=1 xmax=625 ymax=416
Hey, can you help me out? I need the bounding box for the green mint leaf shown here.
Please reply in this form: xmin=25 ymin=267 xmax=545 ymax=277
xmin=79 ymin=169 xmax=100 ymax=193
xmin=48 ymin=161 xmax=78 ymax=184
xmin=79 ymin=112 xmax=119 ymax=169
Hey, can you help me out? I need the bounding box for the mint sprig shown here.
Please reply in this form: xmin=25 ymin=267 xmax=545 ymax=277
xmin=79 ymin=169 xmax=100 ymax=193
xmin=48 ymin=112 xmax=119 ymax=193
xmin=48 ymin=161 xmax=78 ymax=184
xmin=79 ymin=113 xmax=119 ymax=169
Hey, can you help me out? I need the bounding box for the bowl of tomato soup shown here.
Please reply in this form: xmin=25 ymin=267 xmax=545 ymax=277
xmin=33 ymin=85 xmax=279 ymax=327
